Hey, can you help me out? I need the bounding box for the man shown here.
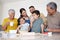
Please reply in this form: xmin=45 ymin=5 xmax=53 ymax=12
xmin=29 ymin=6 xmax=35 ymax=13
xmin=2 ymin=9 xmax=18 ymax=32
xmin=45 ymin=2 xmax=60 ymax=32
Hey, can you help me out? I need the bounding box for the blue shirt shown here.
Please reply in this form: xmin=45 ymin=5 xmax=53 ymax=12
xmin=31 ymin=18 xmax=43 ymax=33
xmin=25 ymin=20 xmax=30 ymax=24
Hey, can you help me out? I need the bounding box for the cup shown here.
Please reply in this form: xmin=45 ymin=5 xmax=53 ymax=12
xmin=9 ymin=30 xmax=17 ymax=38
xmin=9 ymin=30 xmax=17 ymax=33
xmin=48 ymin=32 xmax=52 ymax=36
xmin=10 ymin=22 xmax=14 ymax=26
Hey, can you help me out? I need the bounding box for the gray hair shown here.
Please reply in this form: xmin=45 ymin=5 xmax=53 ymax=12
xmin=47 ymin=2 xmax=57 ymax=10
xmin=8 ymin=9 xmax=15 ymax=13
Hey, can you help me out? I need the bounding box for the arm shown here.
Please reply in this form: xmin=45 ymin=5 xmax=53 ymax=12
xmin=16 ymin=25 xmax=22 ymax=34
xmin=47 ymin=28 xmax=60 ymax=32
xmin=28 ymin=26 xmax=30 ymax=32
xmin=41 ymin=24 xmax=60 ymax=33
xmin=41 ymin=24 xmax=45 ymax=33
xmin=17 ymin=25 xmax=22 ymax=31
xmin=30 ymin=22 xmax=33 ymax=28
xmin=2 ymin=22 xmax=10 ymax=31
xmin=30 ymin=16 xmax=35 ymax=28
xmin=2 ymin=24 xmax=8 ymax=30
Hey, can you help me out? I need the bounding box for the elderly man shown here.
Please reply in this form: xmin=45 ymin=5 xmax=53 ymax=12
xmin=2 ymin=9 xmax=18 ymax=32
xmin=44 ymin=2 xmax=60 ymax=32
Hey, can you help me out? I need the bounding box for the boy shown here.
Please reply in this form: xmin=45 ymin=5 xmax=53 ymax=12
xmin=31 ymin=10 xmax=44 ymax=33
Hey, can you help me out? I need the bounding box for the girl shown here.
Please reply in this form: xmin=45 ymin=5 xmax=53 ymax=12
xmin=17 ymin=17 xmax=30 ymax=33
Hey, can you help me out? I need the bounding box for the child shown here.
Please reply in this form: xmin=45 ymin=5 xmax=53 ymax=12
xmin=31 ymin=10 xmax=44 ymax=33
xmin=17 ymin=17 xmax=30 ymax=33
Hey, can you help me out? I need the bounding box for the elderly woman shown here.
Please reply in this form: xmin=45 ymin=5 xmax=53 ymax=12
xmin=2 ymin=9 xmax=18 ymax=32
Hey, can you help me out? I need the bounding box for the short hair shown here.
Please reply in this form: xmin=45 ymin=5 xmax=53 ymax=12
xmin=20 ymin=17 xmax=25 ymax=20
xmin=32 ymin=10 xmax=40 ymax=17
xmin=29 ymin=6 xmax=35 ymax=9
xmin=8 ymin=9 xmax=15 ymax=13
xmin=20 ymin=8 xmax=26 ymax=14
xmin=47 ymin=2 xmax=57 ymax=10
xmin=19 ymin=17 xmax=25 ymax=25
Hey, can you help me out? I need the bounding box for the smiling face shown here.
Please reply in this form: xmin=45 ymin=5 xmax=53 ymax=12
xmin=8 ymin=11 xmax=15 ymax=20
xmin=32 ymin=13 xmax=39 ymax=20
xmin=20 ymin=18 xmax=25 ymax=25
xmin=21 ymin=10 xmax=27 ymax=17
xmin=29 ymin=7 xmax=35 ymax=13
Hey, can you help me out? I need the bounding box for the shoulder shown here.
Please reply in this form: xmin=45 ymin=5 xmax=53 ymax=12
xmin=3 ymin=18 xmax=9 ymax=21
xmin=38 ymin=18 xmax=43 ymax=21
xmin=38 ymin=18 xmax=44 ymax=23
xmin=57 ymin=12 xmax=60 ymax=19
xmin=55 ymin=12 xmax=60 ymax=18
xmin=14 ymin=18 xmax=17 ymax=20
xmin=40 ymin=13 xmax=45 ymax=17
xmin=57 ymin=12 xmax=60 ymax=16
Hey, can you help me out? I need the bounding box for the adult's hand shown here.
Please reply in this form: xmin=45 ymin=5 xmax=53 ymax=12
xmin=47 ymin=28 xmax=60 ymax=32
xmin=2 ymin=22 xmax=10 ymax=30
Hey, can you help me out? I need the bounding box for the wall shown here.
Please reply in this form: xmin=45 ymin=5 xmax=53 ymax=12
xmin=0 ymin=3 xmax=2 ymax=25
xmin=0 ymin=0 xmax=60 ymax=25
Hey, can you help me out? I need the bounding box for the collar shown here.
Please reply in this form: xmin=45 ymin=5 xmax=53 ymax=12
xmin=48 ymin=11 xmax=58 ymax=17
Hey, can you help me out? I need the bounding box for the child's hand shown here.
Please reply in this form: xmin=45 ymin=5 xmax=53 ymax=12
xmin=30 ymin=17 xmax=35 ymax=23
xmin=16 ymin=30 xmax=20 ymax=34
xmin=16 ymin=25 xmax=22 ymax=31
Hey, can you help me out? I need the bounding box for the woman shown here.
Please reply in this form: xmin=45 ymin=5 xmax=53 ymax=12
xmin=18 ymin=8 xmax=30 ymax=26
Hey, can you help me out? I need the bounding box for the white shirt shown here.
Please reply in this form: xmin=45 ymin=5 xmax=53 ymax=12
xmin=19 ymin=23 xmax=29 ymax=31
